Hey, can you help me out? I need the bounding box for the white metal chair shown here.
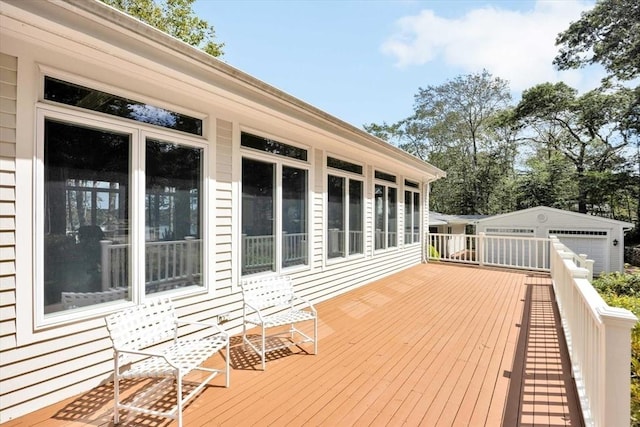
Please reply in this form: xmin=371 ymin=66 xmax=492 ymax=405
xmin=104 ymin=297 xmax=230 ymax=426
xmin=241 ymin=275 xmax=318 ymax=370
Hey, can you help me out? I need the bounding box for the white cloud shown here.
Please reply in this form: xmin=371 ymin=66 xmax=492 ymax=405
xmin=381 ymin=0 xmax=604 ymax=93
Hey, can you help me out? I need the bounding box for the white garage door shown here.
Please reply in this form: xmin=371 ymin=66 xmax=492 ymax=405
xmin=551 ymin=230 xmax=608 ymax=275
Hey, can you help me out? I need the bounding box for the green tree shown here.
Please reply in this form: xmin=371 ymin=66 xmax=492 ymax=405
xmin=554 ymin=0 xmax=640 ymax=229
xmin=516 ymin=151 xmax=577 ymax=210
xmin=554 ymin=0 xmax=639 ymax=82
xmin=514 ymin=82 xmax=635 ymax=214
xmin=101 ymin=0 xmax=224 ymax=57
xmin=365 ymin=70 xmax=515 ymax=215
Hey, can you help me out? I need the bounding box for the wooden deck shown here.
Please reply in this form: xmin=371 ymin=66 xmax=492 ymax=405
xmin=4 ymin=263 xmax=583 ymax=426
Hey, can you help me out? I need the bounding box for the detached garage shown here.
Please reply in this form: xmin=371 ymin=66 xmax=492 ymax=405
xmin=476 ymin=206 xmax=634 ymax=275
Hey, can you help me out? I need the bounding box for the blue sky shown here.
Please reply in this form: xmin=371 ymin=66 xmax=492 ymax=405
xmin=194 ymin=0 xmax=602 ymax=128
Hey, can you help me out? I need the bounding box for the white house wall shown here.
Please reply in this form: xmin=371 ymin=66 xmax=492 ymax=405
xmin=0 ymin=1 xmax=442 ymax=422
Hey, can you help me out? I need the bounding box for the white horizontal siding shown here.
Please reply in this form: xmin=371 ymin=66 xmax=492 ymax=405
xmin=215 ymin=119 xmax=234 ymax=294
xmin=0 ymin=53 xmax=17 ymax=364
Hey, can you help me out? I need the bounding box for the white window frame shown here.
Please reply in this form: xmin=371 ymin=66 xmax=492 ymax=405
xmin=373 ymin=172 xmax=399 ymax=252
xmin=403 ymin=185 xmax=421 ymax=246
xmin=34 ymin=104 xmax=210 ymax=328
xmin=325 ymin=167 xmax=365 ymax=263
xmin=239 ymin=133 xmax=311 ymax=278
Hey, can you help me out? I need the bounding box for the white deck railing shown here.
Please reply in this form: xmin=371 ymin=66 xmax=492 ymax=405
xmin=429 ymin=232 xmax=637 ymax=426
xmin=550 ymin=237 xmax=637 ymax=427
xmin=429 ymin=232 xmax=550 ymax=271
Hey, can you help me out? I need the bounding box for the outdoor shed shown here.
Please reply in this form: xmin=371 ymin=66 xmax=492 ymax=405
xmin=476 ymin=206 xmax=634 ymax=275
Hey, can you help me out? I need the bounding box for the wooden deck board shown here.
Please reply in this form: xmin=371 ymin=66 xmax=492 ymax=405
xmin=3 ymin=263 xmax=583 ymax=426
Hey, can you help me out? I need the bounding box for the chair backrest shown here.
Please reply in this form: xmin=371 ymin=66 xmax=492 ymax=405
xmin=104 ymin=297 xmax=177 ymax=353
xmin=241 ymin=275 xmax=294 ymax=310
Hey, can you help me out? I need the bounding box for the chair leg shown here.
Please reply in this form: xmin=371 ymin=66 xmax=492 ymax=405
xmin=242 ymin=308 xmax=247 ymax=348
xmin=261 ymin=323 xmax=266 ymax=370
xmin=314 ymin=317 xmax=318 ymax=355
xmin=225 ymin=339 xmax=230 ymax=388
xmin=113 ymin=356 xmax=120 ymax=424
xmin=177 ymin=371 xmax=183 ymax=427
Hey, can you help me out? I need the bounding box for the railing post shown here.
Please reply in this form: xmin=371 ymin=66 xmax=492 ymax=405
xmin=576 ymin=254 xmax=594 ymax=282
xmin=241 ymin=234 xmax=246 ymax=273
xmin=478 ymin=232 xmax=485 ymax=267
xmin=100 ymin=240 xmax=112 ymax=291
xmin=596 ymin=306 xmax=637 ymax=427
xmin=582 ymin=257 xmax=594 ymax=283
xmin=185 ymin=236 xmax=194 ymax=284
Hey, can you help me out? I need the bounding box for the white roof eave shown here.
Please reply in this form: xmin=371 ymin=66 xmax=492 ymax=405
xmin=18 ymin=0 xmax=446 ymax=181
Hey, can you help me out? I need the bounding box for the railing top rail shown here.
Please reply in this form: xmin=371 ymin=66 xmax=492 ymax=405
xmin=429 ymin=232 xmax=550 ymax=242
xmin=482 ymin=235 xmax=551 ymax=243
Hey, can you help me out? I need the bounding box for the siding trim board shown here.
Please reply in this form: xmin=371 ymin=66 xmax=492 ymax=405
xmin=0 ymin=1 xmax=445 ymax=422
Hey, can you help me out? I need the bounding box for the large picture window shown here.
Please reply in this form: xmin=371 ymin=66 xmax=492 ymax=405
xmin=43 ymin=120 xmax=131 ymax=314
xmin=327 ymin=175 xmax=363 ymax=259
xmin=145 ymin=139 xmax=203 ymax=293
xmin=41 ymin=109 xmax=205 ymax=318
xmin=327 ymin=157 xmax=363 ymax=259
xmin=404 ymin=185 xmax=421 ymax=244
xmin=327 ymin=175 xmax=345 ymax=258
xmin=241 ymin=140 xmax=309 ymax=276
xmin=241 ymin=158 xmax=274 ymax=275
xmin=375 ymin=183 xmax=398 ymax=250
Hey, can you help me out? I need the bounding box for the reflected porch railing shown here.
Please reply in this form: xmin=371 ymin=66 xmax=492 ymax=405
xmin=100 ymin=237 xmax=201 ymax=292
xmin=327 ymin=229 xmax=364 ymax=257
xmin=241 ymin=233 xmax=309 ymax=274
xmin=101 ymin=234 xmax=312 ymax=287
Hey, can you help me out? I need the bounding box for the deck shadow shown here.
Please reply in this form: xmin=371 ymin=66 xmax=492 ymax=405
xmin=502 ymin=275 xmax=584 ymax=426
xmin=51 ymin=376 xmax=224 ymax=426
xmin=229 ymin=333 xmax=311 ymax=370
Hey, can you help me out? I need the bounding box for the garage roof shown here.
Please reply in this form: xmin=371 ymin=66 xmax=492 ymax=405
xmin=476 ymin=206 xmax=634 ymax=230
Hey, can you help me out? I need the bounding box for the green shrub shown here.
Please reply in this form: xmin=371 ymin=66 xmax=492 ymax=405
xmin=593 ymin=272 xmax=640 ymax=297
xmin=428 ymin=245 xmax=440 ymax=259
xmin=597 ymin=277 xmax=640 ymax=425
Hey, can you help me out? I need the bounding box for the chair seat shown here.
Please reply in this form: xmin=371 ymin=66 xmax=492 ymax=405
xmin=245 ymin=309 xmax=315 ymax=328
xmin=120 ymin=336 xmax=228 ymax=379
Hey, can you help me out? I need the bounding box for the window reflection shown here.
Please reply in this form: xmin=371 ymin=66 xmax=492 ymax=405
xmin=44 ymin=77 xmax=202 ymax=135
xmin=282 ymin=166 xmax=308 ymax=268
xmin=145 ymin=139 xmax=203 ymax=293
xmin=349 ymin=180 xmax=363 ymax=254
xmin=242 ymin=158 xmax=275 ymax=275
xmin=328 ymin=175 xmax=345 ymax=258
xmin=241 ymin=158 xmax=308 ymax=275
xmin=375 ymin=183 xmax=397 ymax=250
xmin=43 ymin=120 xmax=130 ymax=313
